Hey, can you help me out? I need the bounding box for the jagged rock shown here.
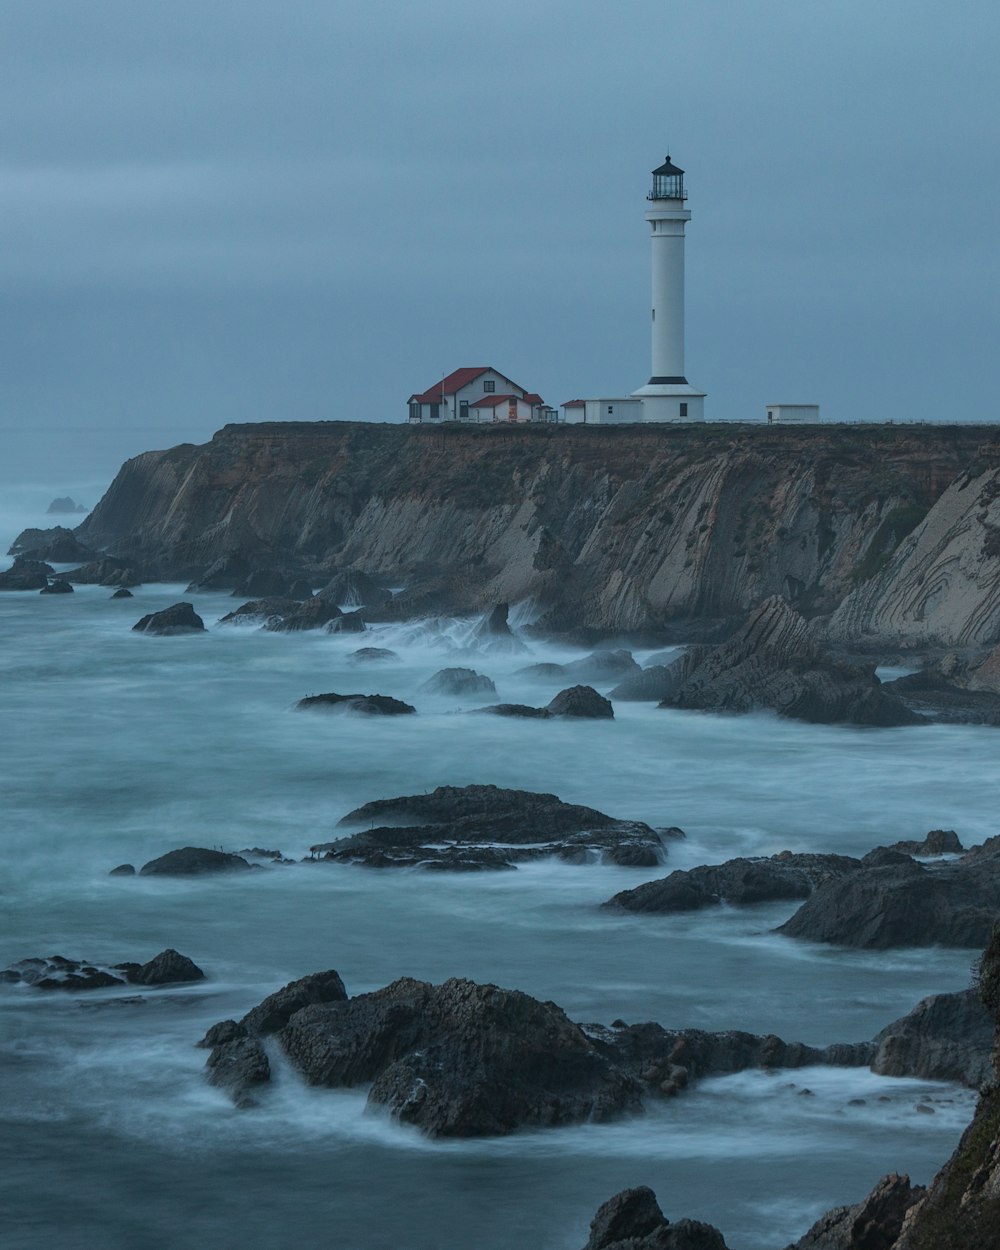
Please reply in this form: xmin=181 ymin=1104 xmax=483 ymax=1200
xmin=777 ymin=854 xmax=1000 ymax=949
xmin=218 ymin=596 xmax=300 ymax=624
xmin=350 ymin=647 xmax=398 ymax=663
xmin=312 ymin=783 xmax=664 ymax=870
xmin=547 ymin=685 xmax=614 ymax=718
xmin=238 ymin=969 xmax=348 ymax=1037
xmin=185 ymin=553 xmax=253 ymax=591
xmin=2 ymin=948 xmax=204 ymax=990
xmin=0 ymin=557 xmax=53 ymax=590
xmin=477 ymin=603 xmax=513 ymax=638
xmin=563 ymin=650 xmax=641 ymax=683
xmin=46 ymin=496 xmax=88 ymax=514
xmin=39 ymin=579 xmax=73 ymax=595
xmin=317 ymin=570 xmax=391 ymax=611
xmin=204 ymin=1036 xmax=271 ymax=1108
xmin=281 ymin=976 xmax=645 ymax=1136
xmin=784 ymin=1173 xmax=925 ymax=1250
xmin=110 ymin=587 xmax=133 ymax=599
xmin=132 ymin=602 xmax=205 ymax=635
xmin=325 ymin=610 xmax=366 ymax=634
xmin=659 ymin=598 xmax=922 ymax=727
xmin=888 ymin=830 xmax=964 ymax=856
xmin=9 ymin=528 xmax=96 ymax=563
xmin=296 ymin=692 xmax=415 ymax=715
xmin=139 ymin=847 xmax=254 ymax=875
xmin=65 ymin=557 xmax=140 ymax=587
xmin=108 ymin=863 xmax=135 ymax=876
xmin=610 ymin=665 xmax=677 ymax=701
xmin=870 ymin=988 xmax=994 ymax=1087
xmin=421 ymin=667 xmax=497 ymax=696
xmin=581 ymin=1186 xmax=730 ymax=1250
xmin=605 ymin=853 xmax=862 ymax=914
xmin=262 ymin=597 xmax=343 ymax=632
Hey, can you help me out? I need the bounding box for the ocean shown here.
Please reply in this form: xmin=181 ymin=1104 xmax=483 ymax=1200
xmin=0 ymin=479 xmax=988 ymax=1250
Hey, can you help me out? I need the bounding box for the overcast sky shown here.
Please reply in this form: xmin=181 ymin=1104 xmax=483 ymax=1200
xmin=2 ymin=0 xmax=999 ymax=484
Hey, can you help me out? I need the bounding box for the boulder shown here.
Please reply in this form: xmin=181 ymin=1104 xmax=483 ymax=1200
xmin=870 ymin=988 xmax=994 ymax=1087
xmin=784 ymin=1174 xmax=925 ymax=1250
xmin=610 ymin=665 xmax=678 ymax=702
xmin=110 ymin=587 xmax=133 ymax=599
xmin=658 ymin=598 xmax=922 ymax=727
xmin=314 ymin=783 xmax=664 ymax=870
xmin=218 ymin=597 xmax=300 ymax=625
xmin=263 ymin=597 xmax=343 ymax=631
xmin=547 ymin=685 xmax=614 ymax=719
xmin=776 ymin=856 xmax=1000 ymax=949
xmin=65 ymin=557 xmax=141 ymax=587
xmin=421 ymin=667 xmax=497 ymax=696
xmin=204 ymin=1035 xmax=271 ymax=1108
xmin=39 ymin=579 xmax=73 ymax=595
xmin=2 ymin=948 xmax=204 ymax=990
xmin=581 ymin=1186 xmax=730 ymax=1250
xmin=325 ymin=610 xmax=366 ymax=634
xmin=9 ymin=528 xmax=96 ymax=563
xmin=351 ymin=647 xmax=399 ymax=663
xmin=563 ymin=650 xmax=641 ymax=683
xmin=0 ymin=557 xmax=53 ymax=591
xmin=46 ymin=496 xmax=88 ymax=514
xmin=888 ymin=830 xmax=964 ymax=857
xmin=109 ymin=863 xmax=135 ymax=876
xmin=515 ymin=662 xmax=568 ymax=681
xmin=239 ymin=969 xmax=349 ymax=1037
xmin=132 ymin=602 xmax=206 ymax=635
xmin=139 ymin=847 xmax=254 ymax=875
xmin=296 ymin=692 xmax=415 ymax=715
xmin=477 ymin=702 xmax=551 ymax=719
xmin=605 ymin=853 xmax=862 ymax=915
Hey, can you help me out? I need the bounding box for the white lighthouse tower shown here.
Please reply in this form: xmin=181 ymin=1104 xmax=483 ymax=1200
xmin=631 ymin=155 xmax=705 ymax=420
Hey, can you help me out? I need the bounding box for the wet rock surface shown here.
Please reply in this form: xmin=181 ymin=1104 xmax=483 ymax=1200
xmin=317 ymin=570 xmax=392 ymax=612
xmin=420 ymin=666 xmax=497 ymax=696
xmin=0 ymin=557 xmax=53 ymax=590
xmin=658 ymin=598 xmax=921 ymax=727
xmin=296 ymin=691 xmax=415 ymax=715
xmin=39 ymin=579 xmax=74 ymax=594
xmin=2 ymin=948 xmax=204 ymax=990
xmin=477 ymin=685 xmax=614 ymax=720
xmin=783 ymin=1173 xmax=925 ymax=1250
xmin=139 ymin=847 xmax=255 ymax=875
xmin=8 ymin=527 xmax=97 ymax=563
xmin=132 ymin=602 xmax=206 ymax=635
xmin=870 ymin=988 xmax=994 ymax=1088
xmin=311 ymin=783 xmax=663 ymax=870
xmin=581 ymin=1186 xmax=730 ymax=1250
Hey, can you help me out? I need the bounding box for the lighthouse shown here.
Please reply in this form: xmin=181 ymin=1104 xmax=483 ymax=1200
xmin=631 ymin=155 xmax=705 ymax=420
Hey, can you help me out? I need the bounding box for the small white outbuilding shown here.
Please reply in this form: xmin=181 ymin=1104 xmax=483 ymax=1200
xmin=766 ymin=404 xmax=820 ymax=424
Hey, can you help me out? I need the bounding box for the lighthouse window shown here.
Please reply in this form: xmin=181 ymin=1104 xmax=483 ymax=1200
xmin=483 ymin=380 xmax=495 ymax=393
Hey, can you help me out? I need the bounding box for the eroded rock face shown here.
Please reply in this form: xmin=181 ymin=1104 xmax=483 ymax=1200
xmin=658 ymin=598 xmax=921 ymax=727
xmin=871 ymin=988 xmax=994 ymax=1088
xmin=8 ymin=528 xmax=96 ymax=563
xmin=581 ymin=1187 xmax=730 ymax=1250
xmin=132 ymin=602 xmax=205 ymax=635
xmin=784 ymin=1173 xmax=925 ymax=1250
xmin=296 ymin=692 xmax=415 ymax=715
xmin=311 ymin=783 xmax=663 ymax=870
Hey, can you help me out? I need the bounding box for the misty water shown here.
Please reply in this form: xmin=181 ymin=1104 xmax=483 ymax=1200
xmin=0 ymin=485 xmax=991 ymax=1250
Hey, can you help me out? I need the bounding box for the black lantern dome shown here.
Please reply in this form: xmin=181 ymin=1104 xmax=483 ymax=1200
xmin=650 ymin=156 xmax=685 ymax=201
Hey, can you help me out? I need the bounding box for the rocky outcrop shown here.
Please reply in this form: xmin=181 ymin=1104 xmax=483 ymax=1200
xmin=605 ymin=852 xmax=862 ymax=914
xmin=580 ymin=1187 xmax=730 ymax=1250
xmin=477 ymin=686 xmax=614 ymax=721
xmin=139 ymin=847 xmax=254 ymax=875
xmin=296 ymin=692 xmax=415 ymax=715
xmin=420 ymin=667 xmax=497 ymax=696
xmin=39 ymin=579 xmax=73 ymax=594
xmin=74 ymin=422 xmax=1000 ymax=640
xmin=784 ymin=1174 xmax=925 ymax=1250
xmin=7 ymin=527 xmax=96 ymax=563
xmin=47 ymin=496 xmax=88 ymax=514
xmin=888 ymin=830 xmax=964 ymax=856
xmin=870 ymin=988 xmax=994 ymax=1088
xmin=66 ymin=556 xmax=141 ymax=587
xmin=317 ymin=570 xmax=391 ymax=612
xmin=658 ymin=598 xmax=922 ymax=726
xmin=132 ymin=602 xmax=205 ymax=635
xmin=2 ymin=948 xmax=204 ymax=990
xmin=311 ymin=784 xmax=663 ymax=869
xmin=351 ymin=647 xmax=398 ymax=663
xmin=0 ymin=557 xmax=53 ymax=590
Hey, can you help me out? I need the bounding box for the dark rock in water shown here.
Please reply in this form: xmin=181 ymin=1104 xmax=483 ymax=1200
xmin=563 ymin=649 xmax=641 ymax=683
xmin=287 ymin=579 xmax=315 ymax=600
xmin=296 ymin=692 xmax=415 ymax=715
xmin=139 ymin=847 xmax=254 ymax=875
xmin=240 ymin=969 xmax=348 ymax=1037
xmin=421 ymin=667 xmax=497 ymax=696
xmin=280 ymin=976 xmax=644 ymax=1136
xmin=326 ymin=610 xmax=366 ymax=634
xmin=234 ymin=569 xmax=289 ymax=598
xmin=477 ymin=603 xmax=513 ymax=638
xmin=870 ymin=988 xmax=993 ymax=1087
xmin=784 ymin=1173 xmax=924 ymax=1250
xmin=39 ymin=579 xmax=73 ymax=595
xmin=218 ymin=596 xmax=301 ymax=625
xmin=610 ymin=665 xmax=677 ymax=702
xmin=205 ymin=1036 xmax=271 ymax=1108
xmin=108 ymin=863 xmax=136 ymax=876
xmin=132 ymin=602 xmax=206 ymax=635
xmin=351 ymin=646 xmax=398 ymax=663
xmin=0 ymin=557 xmax=53 ymax=591
xmin=888 ymin=829 xmax=964 ymax=856
xmin=186 ymin=553 xmax=253 ymax=592
xmin=605 ymin=852 xmax=862 ymax=914
xmin=47 ymin=496 xmax=88 ymax=515
xmin=860 ymin=846 xmax=914 ymax=868
xmin=477 ymin=702 xmax=551 ymax=719
xmin=317 ymin=570 xmax=391 ymax=612
xmin=658 ymin=597 xmax=922 ymax=727
xmin=263 ymin=597 xmax=342 ymax=632
xmin=777 ymin=854 xmax=1000 ymax=948
xmin=65 ymin=557 xmax=141 ymax=587
xmin=515 ymin=662 xmax=567 ymax=681
xmin=547 ymin=685 xmax=614 ymax=719
xmin=316 ymin=783 xmax=664 ymax=870
xmin=110 ymin=587 xmax=133 ymax=599
xmin=10 ymin=528 xmax=96 ymax=563
xmin=581 ymin=1186 xmax=730 ymax=1250
xmin=883 ymin=666 xmax=1000 ymax=727
xmin=2 ymin=948 xmax=204 ymax=991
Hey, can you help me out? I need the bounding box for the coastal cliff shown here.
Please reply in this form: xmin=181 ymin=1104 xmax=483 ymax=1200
xmin=75 ymin=421 xmax=1000 ymax=644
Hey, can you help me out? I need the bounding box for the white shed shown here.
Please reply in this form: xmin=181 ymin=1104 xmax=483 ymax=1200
xmin=766 ymin=404 xmax=820 ymax=424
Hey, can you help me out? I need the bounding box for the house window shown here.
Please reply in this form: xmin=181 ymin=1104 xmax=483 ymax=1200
xmin=459 ymin=401 xmax=469 ymax=420
xmin=429 ymin=403 xmax=440 ymax=420
xmin=408 ymin=401 xmax=420 ymax=421
xmin=679 ymin=402 xmax=688 ymax=417
xmin=483 ymin=380 xmax=495 ymax=393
